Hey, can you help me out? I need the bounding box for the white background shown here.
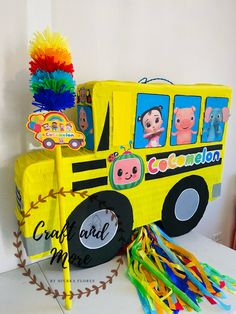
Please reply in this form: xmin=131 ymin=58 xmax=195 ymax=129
xmin=0 ymin=0 xmax=236 ymax=273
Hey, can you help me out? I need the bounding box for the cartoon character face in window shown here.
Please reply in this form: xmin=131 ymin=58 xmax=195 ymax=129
xmin=203 ymin=107 xmax=230 ymax=142
xmin=79 ymin=87 xmax=87 ymax=103
xmin=109 ymin=151 xmax=144 ymax=190
xmin=42 ymin=123 xmax=50 ymax=131
xmin=77 ymin=87 xmax=92 ymax=104
xmin=66 ymin=122 xmax=72 ymax=131
xmin=172 ymin=107 xmax=197 ymax=145
xmin=52 ymin=121 xmax=58 ymax=131
xmin=79 ymin=107 xmax=89 ymax=132
xmin=138 ymin=106 xmax=164 ymax=147
xmin=174 ymin=107 xmax=195 ymax=131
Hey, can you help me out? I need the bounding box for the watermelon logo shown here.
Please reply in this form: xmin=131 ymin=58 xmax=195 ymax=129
xmin=109 ymin=142 xmax=144 ymax=190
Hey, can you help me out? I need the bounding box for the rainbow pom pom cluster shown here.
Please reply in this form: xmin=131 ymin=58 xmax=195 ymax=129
xmin=29 ymin=29 xmax=75 ymax=112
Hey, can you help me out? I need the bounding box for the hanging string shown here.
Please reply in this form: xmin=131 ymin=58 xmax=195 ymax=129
xmin=138 ymin=77 xmax=174 ymax=85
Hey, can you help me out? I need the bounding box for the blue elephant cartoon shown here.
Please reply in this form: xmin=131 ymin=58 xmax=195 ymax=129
xmin=204 ymin=107 xmax=230 ymax=142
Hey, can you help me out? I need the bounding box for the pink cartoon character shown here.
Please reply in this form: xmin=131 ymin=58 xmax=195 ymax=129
xmin=172 ymin=107 xmax=197 ymax=145
xmin=138 ymin=106 xmax=164 ymax=148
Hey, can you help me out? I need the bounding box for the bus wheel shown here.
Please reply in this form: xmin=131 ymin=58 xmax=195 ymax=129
xmin=69 ymin=139 xmax=82 ymax=149
xmin=66 ymin=190 xmax=133 ymax=268
xmin=43 ymin=138 xmax=55 ymax=149
xmin=161 ymin=175 xmax=209 ymax=237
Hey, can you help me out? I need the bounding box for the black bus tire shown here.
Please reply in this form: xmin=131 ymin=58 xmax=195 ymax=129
xmin=161 ymin=175 xmax=209 ymax=237
xmin=66 ymin=190 xmax=133 ymax=268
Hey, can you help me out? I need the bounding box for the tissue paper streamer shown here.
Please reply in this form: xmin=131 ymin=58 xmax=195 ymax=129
xmin=127 ymin=224 xmax=236 ymax=314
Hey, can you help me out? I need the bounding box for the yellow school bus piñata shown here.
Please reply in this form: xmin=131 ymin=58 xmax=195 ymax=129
xmin=15 ymin=80 xmax=231 ymax=267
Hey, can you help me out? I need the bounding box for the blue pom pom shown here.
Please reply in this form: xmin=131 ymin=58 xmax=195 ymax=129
xmin=31 ymin=70 xmax=75 ymax=89
xmin=32 ymin=89 xmax=75 ymax=112
xmin=30 ymin=70 xmax=76 ymax=111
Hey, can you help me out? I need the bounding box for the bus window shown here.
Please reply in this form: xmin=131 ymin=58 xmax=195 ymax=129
xmin=77 ymin=105 xmax=94 ymax=150
xmin=201 ymin=97 xmax=230 ymax=143
xmin=170 ymin=95 xmax=201 ymax=145
xmin=134 ymin=94 xmax=170 ymax=148
xmin=112 ymin=91 xmax=133 ymax=147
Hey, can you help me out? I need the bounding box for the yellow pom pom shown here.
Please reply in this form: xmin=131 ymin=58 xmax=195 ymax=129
xmin=29 ymin=28 xmax=72 ymax=64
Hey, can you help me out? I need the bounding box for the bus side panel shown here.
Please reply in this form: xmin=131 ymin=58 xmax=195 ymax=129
xmin=15 ymin=152 xmax=61 ymax=259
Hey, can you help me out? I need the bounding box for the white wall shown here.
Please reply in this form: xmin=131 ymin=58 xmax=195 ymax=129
xmin=0 ymin=0 xmax=236 ymax=273
xmin=52 ymin=0 xmax=236 ymax=244
xmin=0 ymin=0 xmax=29 ymax=273
xmin=0 ymin=0 xmax=51 ymax=273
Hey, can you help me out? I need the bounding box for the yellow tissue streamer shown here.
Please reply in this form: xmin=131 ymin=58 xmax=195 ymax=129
xmin=165 ymin=241 xmax=216 ymax=295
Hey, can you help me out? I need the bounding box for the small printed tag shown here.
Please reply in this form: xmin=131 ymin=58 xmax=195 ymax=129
xmin=26 ymin=111 xmax=86 ymax=150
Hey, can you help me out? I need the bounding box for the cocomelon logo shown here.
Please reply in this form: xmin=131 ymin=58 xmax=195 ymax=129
xmin=148 ymin=147 xmax=220 ymax=175
xmin=109 ymin=142 xmax=145 ymax=190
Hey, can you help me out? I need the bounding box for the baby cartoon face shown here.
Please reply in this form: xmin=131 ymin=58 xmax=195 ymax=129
xmin=113 ymin=157 xmax=142 ymax=185
xmin=79 ymin=107 xmax=89 ymax=132
xmin=142 ymin=109 xmax=163 ymax=134
xmin=174 ymin=107 xmax=196 ymax=130
xmin=42 ymin=123 xmax=50 ymax=131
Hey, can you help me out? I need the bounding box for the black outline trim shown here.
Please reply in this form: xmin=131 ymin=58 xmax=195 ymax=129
xmin=72 ymin=159 xmax=107 ymax=173
xmin=97 ymin=104 xmax=110 ymax=151
xmin=72 ymin=177 xmax=108 ymax=191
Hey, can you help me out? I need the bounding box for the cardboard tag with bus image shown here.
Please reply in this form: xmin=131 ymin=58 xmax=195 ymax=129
xmin=26 ymin=111 xmax=86 ymax=150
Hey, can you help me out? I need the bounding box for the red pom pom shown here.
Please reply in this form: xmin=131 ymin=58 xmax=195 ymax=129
xmin=29 ymin=56 xmax=74 ymax=75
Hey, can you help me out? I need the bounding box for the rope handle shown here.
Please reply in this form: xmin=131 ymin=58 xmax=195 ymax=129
xmin=138 ymin=77 xmax=174 ymax=85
